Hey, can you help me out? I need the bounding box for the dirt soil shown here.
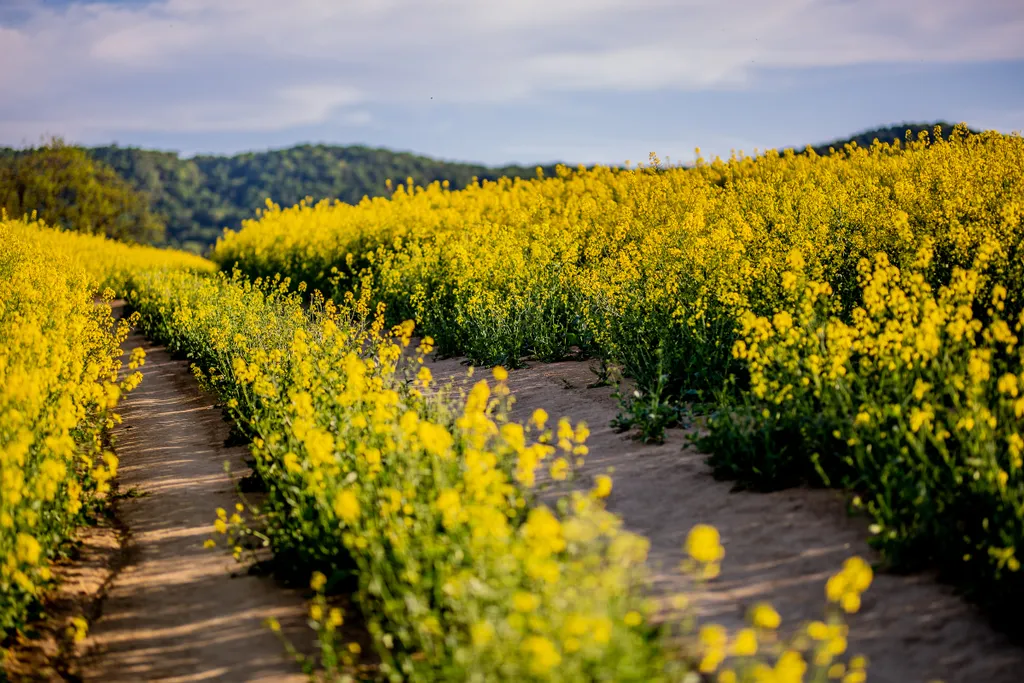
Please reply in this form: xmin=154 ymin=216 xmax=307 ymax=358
xmin=2 ymin=524 xmax=121 ymax=682
xmin=74 ymin=331 xmax=312 ymax=682
xmin=426 ymin=355 xmax=1024 ymax=683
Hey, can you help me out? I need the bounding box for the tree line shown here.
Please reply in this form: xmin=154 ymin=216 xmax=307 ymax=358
xmin=1 ymin=124 xmax=975 ymax=253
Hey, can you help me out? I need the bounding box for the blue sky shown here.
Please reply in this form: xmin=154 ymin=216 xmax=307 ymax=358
xmin=1 ymin=0 xmax=1022 ymax=166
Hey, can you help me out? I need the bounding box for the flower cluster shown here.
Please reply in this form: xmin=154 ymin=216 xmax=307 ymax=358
xmin=708 ymin=238 xmax=1024 ymax=611
xmin=129 ymin=270 xmax=872 ymax=681
xmin=15 ymin=213 xmax=214 ymax=292
xmin=212 ymin=127 xmax=1023 ymax=424
xmin=129 ymin=270 xmax=668 ymax=680
xmin=212 ymin=126 xmax=1024 ymax=612
xmin=0 ymin=218 xmax=146 ymax=647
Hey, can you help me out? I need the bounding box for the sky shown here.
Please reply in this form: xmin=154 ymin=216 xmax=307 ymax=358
xmin=1 ymin=0 xmax=1023 ymax=166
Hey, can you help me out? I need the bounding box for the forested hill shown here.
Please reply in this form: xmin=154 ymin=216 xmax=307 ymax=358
xmin=87 ymin=145 xmax=561 ymax=252
xmin=802 ymin=121 xmax=977 ymax=156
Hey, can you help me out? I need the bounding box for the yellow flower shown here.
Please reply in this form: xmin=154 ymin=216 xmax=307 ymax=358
xmin=591 ymin=616 xmax=612 ymax=644
xmin=333 ymin=489 xmax=361 ymax=525
xmin=471 ymin=621 xmax=494 ymax=647
xmin=700 ymin=624 xmax=727 ymax=648
xmin=521 ymin=635 xmax=561 ymax=674
xmin=700 ymin=651 xmax=725 ymax=674
xmin=15 ymin=533 xmax=41 ymax=565
xmin=702 ymin=562 xmax=722 ymax=579
xmin=827 ymin=635 xmax=848 ymax=656
xmin=775 ymin=649 xmax=807 ymax=683
xmin=513 ymin=591 xmax=540 ymax=612
xmin=732 ymin=628 xmax=758 ymax=656
xmin=68 ymin=616 xmax=89 ymax=644
xmin=750 ymin=603 xmax=781 ymax=630
xmin=686 ymin=524 xmax=725 ymax=564
xmin=825 ymin=574 xmax=847 ymax=602
xmin=550 ymin=457 xmax=570 ymax=481
xmin=593 ymin=474 xmax=613 ymax=498
xmin=807 ymin=620 xmax=829 ymax=640
xmin=699 ymin=625 xmax=727 ymax=673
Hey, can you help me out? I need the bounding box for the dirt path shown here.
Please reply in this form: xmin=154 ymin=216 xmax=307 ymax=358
xmin=427 ymin=356 xmax=1024 ymax=683
xmin=78 ymin=331 xmax=310 ymax=682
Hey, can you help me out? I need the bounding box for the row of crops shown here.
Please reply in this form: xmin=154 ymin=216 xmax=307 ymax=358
xmin=124 ymin=268 xmax=869 ymax=681
xmin=213 ymin=126 xmax=1024 ymax=619
xmin=0 ymin=218 xmax=211 ymax=646
xmin=0 ymin=216 xmax=870 ymax=681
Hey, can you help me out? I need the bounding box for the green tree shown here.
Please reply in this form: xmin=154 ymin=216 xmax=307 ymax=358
xmin=0 ymin=138 xmax=164 ymax=243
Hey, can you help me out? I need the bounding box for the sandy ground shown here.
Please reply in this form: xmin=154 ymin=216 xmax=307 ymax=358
xmin=426 ymin=355 xmax=1024 ymax=683
xmin=2 ymin=524 xmax=121 ymax=681
xmin=76 ymin=331 xmax=312 ymax=683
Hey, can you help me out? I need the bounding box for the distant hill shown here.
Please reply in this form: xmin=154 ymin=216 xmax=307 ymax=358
xmin=799 ymin=121 xmax=979 ymax=156
xmin=2 ymin=123 xmax=984 ymax=252
xmin=84 ymin=145 xmax=561 ymax=252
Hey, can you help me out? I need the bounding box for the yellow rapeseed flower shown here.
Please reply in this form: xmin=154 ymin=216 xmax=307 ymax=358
xmin=333 ymin=489 xmax=361 ymax=524
xmin=686 ymin=524 xmax=725 ymax=564
xmin=750 ymin=603 xmax=781 ymax=630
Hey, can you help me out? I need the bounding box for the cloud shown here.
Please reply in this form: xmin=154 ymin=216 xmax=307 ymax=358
xmin=1 ymin=0 xmax=1023 ymax=142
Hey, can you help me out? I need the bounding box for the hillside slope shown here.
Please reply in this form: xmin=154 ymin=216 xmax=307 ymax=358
xmin=89 ymin=145 xmax=560 ymax=251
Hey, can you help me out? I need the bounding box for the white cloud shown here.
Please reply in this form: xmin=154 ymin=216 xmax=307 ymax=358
xmin=1 ymin=0 xmax=1022 ymax=141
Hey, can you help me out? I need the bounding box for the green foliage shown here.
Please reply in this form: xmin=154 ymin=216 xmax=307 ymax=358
xmin=89 ymin=144 xmax=561 ymax=251
xmin=611 ymin=345 xmax=694 ymax=444
xmin=0 ymin=139 xmax=164 ymax=244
